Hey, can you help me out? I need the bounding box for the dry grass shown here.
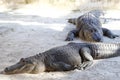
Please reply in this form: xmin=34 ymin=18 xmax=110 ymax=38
xmin=0 ymin=0 xmax=120 ymax=12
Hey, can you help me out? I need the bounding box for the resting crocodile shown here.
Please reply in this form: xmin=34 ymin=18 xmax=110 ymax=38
xmin=65 ymin=10 xmax=118 ymax=42
xmin=1 ymin=42 xmax=120 ymax=74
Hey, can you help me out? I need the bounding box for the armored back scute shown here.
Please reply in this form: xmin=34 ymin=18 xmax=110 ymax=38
xmin=66 ymin=10 xmax=118 ymax=42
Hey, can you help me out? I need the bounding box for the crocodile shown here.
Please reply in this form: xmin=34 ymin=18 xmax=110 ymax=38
xmin=1 ymin=42 xmax=120 ymax=74
xmin=65 ymin=10 xmax=118 ymax=42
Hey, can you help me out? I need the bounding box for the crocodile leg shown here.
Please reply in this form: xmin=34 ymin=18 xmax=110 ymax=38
xmin=77 ymin=47 xmax=93 ymax=70
xmin=78 ymin=61 xmax=93 ymax=70
xmin=102 ymin=28 xmax=119 ymax=38
xmin=65 ymin=29 xmax=79 ymax=41
xmin=50 ymin=62 xmax=75 ymax=71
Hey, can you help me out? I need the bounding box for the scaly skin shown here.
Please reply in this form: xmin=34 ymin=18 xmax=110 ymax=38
xmin=65 ymin=10 xmax=118 ymax=42
xmin=1 ymin=42 xmax=120 ymax=74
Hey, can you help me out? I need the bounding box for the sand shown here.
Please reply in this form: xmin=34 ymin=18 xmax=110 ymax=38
xmin=0 ymin=8 xmax=120 ymax=80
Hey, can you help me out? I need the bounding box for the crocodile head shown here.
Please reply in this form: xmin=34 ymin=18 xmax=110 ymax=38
xmin=3 ymin=58 xmax=37 ymax=74
xmin=79 ymin=14 xmax=104 ymax=42
xmin=80 ymin=28 xmax=104 ymax=42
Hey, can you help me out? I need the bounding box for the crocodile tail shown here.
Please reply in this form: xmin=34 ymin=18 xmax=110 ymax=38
xmin=68 ymin=18 xmax=77 ymax=25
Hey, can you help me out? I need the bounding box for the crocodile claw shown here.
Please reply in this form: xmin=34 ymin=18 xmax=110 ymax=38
xmin=65 ymin=37 xmax=74 ymax=41
xmin=110 ymin=35 xmax=119 ymax=39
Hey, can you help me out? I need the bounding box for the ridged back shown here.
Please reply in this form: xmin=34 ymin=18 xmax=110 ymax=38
xmin=89 ymin=43 xmax=120 ymax=59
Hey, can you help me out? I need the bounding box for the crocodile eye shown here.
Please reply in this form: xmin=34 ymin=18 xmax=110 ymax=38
xmin=20 ymin=58 xmax=25 ymax=63
xmin=94 ymin=29 xmax=97 ymax=32
xmin=90 ymin=29 xmax=94 ymax=33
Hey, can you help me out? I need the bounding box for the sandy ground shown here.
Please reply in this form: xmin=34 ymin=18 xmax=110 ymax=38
xmin=0 ymin=8 xmax=120 ymax=80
